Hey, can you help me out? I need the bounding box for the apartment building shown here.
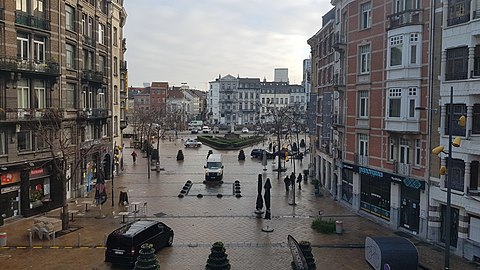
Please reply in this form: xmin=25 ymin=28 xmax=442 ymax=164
xmin=310 ymin=0 xmax=432 ymax=240
xmin=428 ymin=0 xmax=480 ymax=261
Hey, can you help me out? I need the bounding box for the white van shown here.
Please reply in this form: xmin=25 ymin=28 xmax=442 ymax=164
xmin=202 ymin=126 xmax=211 ymax=133
xmin=204 ymin=154 xmax=223 ymax=181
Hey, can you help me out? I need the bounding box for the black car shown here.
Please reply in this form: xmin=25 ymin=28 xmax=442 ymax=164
xmin=105 ymin=220 xmax=174 ymax=266
xmin=250 ymin=149 xmax=275 ymax=159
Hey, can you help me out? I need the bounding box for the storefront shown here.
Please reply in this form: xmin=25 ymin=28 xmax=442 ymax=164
xmin=0 ymin=171 xmax=22 ymax=222
xmin=344 ymin=163 xmax=425 ymax=224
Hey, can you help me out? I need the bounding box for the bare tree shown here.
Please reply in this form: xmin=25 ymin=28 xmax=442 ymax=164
xmin=30 ymin=108 xmax=97 ymax=230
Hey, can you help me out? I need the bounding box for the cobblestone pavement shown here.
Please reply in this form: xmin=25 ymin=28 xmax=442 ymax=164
xmin=1 ymin=134 xmax=479 ymax=269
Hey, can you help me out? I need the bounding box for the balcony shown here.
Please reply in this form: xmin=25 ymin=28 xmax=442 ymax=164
xmin=120 ymin=60 xmax=128 ymax=71
xmin=355 ymin=154 xmax=368 ymax=166
xmin=332 ymin=32 xmax=346 ymax=52
xmin=92 ymin=108 xmax=108 ymax=118
xmin=122 ymin=38 xmax=127 ymax=52
xmin=387 ymin=9 xmax=423 ymax=30
xmin=0 ymin=57 xmax=60 ymax=75
xmin=15 ymin=11 xmax=51 ymax=30
xmin=82 ymin=35 xmax=96 ymax=47
xmin=1 ymin=108 xmax=64 ymax=121
xmin=393 ymin=161 xmax=411 ymax=176
xmin=332 ymin=114 xmax=344 ymax=127
xmin=81 ymin=70 xmax=104 ymax=83
xmin=332 ymin=74 xmax=345 ymax=89
xmin=385 ymin=118 xmax=420 ymax=134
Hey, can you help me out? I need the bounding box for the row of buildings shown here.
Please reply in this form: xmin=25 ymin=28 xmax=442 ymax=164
xmin=307 ymin=0 xmax=480 ymax=262
xmin=207 ymin=73 xmax=307 ymax=129
xmin=0 ymin=0 xmax=128 ymax=224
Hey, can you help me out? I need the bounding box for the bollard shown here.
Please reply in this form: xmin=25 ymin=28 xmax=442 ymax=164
xmin=29 ymin=230 xmax=32 ymax=247
xmin=335 ymin=220 xmax=343 ymax=234
xmin=104 ymin=233 xmax=107 ymax=246
xmin=77 ymin=233 xmax=81 ymax=247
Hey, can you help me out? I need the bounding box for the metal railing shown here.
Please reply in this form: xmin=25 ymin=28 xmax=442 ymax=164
xmin=0 ymin=57 xmax=60 ymax=75
xmin=0 ymin=108 xmax=64 ymax=121
xmin=82 ymin=35 xmax=96 ymax=47
xmin=15 ymin=11 xmax=50 ymax=30
xmin=355 ymin=154 xmax=368 ymax=166
xmin=387 ymin=9 xmax=423 ymax=29
xmin=447 ymin=14 xmax=470 ymax=26
xmin=393 ymin=161 xmax=411 ymax=176
xmin=81 ymin=70 xmax=104 ymax=83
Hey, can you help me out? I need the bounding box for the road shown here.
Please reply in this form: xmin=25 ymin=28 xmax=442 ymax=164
xmin=1 ymin=133 xmax=478 ymax=269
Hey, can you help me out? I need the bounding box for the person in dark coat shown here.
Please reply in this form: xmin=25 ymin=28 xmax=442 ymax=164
xmin=290 ymin=172 xmax=296 ymax=188
xmin=284 ymin=175 xmax=290 ymax=192
xmin=297 ymin=173 xmax=303 ymax=190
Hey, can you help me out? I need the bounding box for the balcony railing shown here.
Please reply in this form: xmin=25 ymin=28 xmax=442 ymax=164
xmin=332 ymin=114 xmax=344 ymax=127
xmin=120 ymin=60 xmax=128 ymax=71
xmin=15 ymin=11 xmax=50 ymax=30
xmin=92 ymin=108 xmax=108 ymax=118
xmin=1 ymin=108 xmax=64 ymax=121
xmin=355 ymin=154 xmax=368 ymax=166
xmin=447 ymin=14 xmax=470 ymax=26
xmin=332 ymin=74 xmax=345 ymax=87
xmin=0 ymin=57 xmax=60 ymax=75
xmin=81 ymin=70 xmax=104 ymax=83
xmin=122 ymin=38 xmax=127 ymax=52
xmin=387 ymin=9 xmax=423 ymax=29
xmin=332 ymin=32 xmax=346 ymax=52
xmin=393 ymin=161 xmax=411 ymax=176
xmin=83 ymin=35 xmax=96 ymax=47
xmin=445 ymin=71 xmax=468 ymax=81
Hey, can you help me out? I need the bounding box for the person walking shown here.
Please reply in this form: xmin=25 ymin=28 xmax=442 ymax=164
xmin=131 ymin=151 xmax=137 ymax=164
xmin=284 ymin=175 xmax=290 ymax=192
xmin=297 ymin=173 xmax=303 ymax=190
xmin=290 ymin=172 xmax=296 ymax=189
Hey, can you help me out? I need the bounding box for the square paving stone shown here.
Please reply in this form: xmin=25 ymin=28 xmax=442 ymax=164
xmin=187 ymin=183 xmax=234 ymax=196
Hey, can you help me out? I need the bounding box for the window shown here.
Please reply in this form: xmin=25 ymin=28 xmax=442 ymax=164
xmin=34 ymin=80 xmax=45 ymax=109
xmin=470 ymin=216 xmax=480 ymax=243
xmin=395 ymin=0 xmax=420 ymax=12
xmin=98 ymin=89 xmax=105 ymax=109
xmin=66 ymin=5 xmax=75 ymax=31
xmin=114 ymin=116 xmax=118 ymax=136
xmin=17 ymin=79 xmax=29 ymax=109
xmin=66 ymin=44 xmax=75 ymax=69
xmin=113 ymin=57 xmax=118 ymax=75
xmin=114 ymin=85 xmax=118 ymax=104
xmin=88 ymin=17 xmax=93 ymax=37
xmin=446 ymin=47 xmax=468 ymax=80
xmin=98 ymin=55 xmax=106 ymax=75
xmin=359 ymin=91 xmax=369 ymax=118
xmin=358 ymin=133 xmax=368 ymax=156
xmin=473 ymin=104 xmax=480 ymax=134
xmin=389 ymin=137 xmax=396 ymax=161
xmin=113 ymin=27 xmax=118 ymax=46
xmin=359 ymin=45 xmax=370 ymax=74
xmin=447 ymin=0 xmax=471 ymax=26
xmin=33 ymin=37 xmax=45 ymax=63
xmin=410 ymin=33 xmax=419 ymax=65
xmin=388 ymin=88 xmax=402 ymax=117
xmin=408 ymin=87 xmax=417 ymax=118
xmin=83 ymin=50 xmax=93 ymax=70
xmin=399 ymin=138 xmax=410 ymax=164
xmin=16 ymin=0 xmax=27 ymax=12
xmin=17 ymin=34 xmax=29 ymax=60
xmin=66 ymin=83 xmax=76 ymax=109
xmin=18 ymin=131 xmax=32 ymax=152
xmin=35 ymin=133 xmax=46 ymax=150
xmin=415 ymin=139 xmax=421 ymax=166
xmin=445 ymin=104 xmax=467 ymax=136
xmin=98 ymin=23 xmax=105 ymax=45
xmin=33 ymin=0 xmax=44 ymax=17
xmin=81 ymin=13 xmax=87 ymax=35
xmin=0 ymin=132 xmax=6 ymax=155
xmin=389 ymin=35 xmax=403 ymax=66
xmin=360 ymin=2 xmax=372 ymax=29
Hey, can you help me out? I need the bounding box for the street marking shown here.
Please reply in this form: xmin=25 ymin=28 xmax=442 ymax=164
xmin=16 ymin=247 xmax=27 ymax=249
xmin=32 ymin=246 xmax=43 ymax=249
xmin=50 ymin=246 xmax=60 ymax=249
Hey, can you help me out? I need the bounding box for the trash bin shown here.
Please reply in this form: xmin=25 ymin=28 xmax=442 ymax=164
xmin=0 ymin=232 xmax=7 ymax=246
xmin=335 ymin=220 xmax=343 ymax=234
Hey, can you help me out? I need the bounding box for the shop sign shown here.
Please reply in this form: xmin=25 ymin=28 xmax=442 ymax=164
xmin=30 ymin=168 xmax=49 ymax=180
xmin=1 ymin=185 xmax=20 ymax=194
xmin=343 ymin=163 xmax=425 ymax=190
xmin=1 ymin=172 xmax=21 ymax=185
xmin=287 ymin=235 xmax=308 ymax=270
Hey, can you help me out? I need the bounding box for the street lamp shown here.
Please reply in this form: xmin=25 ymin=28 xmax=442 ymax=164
xmin=431 ymin=86 xmax=466 ymax=270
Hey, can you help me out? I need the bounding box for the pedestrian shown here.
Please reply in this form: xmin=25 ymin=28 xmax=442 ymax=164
xmin=297 ymin=173 xmax=303 ymax=190
xmin=131 ymin=151 xmax=137 ymax=164
xmin=284 ymin=176 xmax=290 ymax=192
xmin=269 ymin=142 xmax=273 ymax=152
xmin=290 ymin=172 xmax=296 ymax=188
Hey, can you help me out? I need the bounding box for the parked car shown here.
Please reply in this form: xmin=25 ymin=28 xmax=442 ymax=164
xmin=242 ymin=127 xmax=249 ymax=133
xmin=105 ymin=220 xmax=174 ymax=266
xmin=184 ymin=139 xmax=202 ymax=148
xmin=191 ymin=128 xmax=199 ymax=134
xmin=250 ymin=149 xmax=275 ymax=159
xmin=202 ymin=126 xmax=211 ymax=133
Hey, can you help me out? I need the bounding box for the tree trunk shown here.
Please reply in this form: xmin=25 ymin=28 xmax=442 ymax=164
xmin=61 ymin=159 xmax=69 ymax=230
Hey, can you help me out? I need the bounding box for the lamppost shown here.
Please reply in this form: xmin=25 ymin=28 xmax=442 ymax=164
xmin=431 ymin=86 xmax=465 ymax=270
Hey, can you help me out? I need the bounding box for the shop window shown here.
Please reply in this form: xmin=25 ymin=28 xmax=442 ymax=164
xmin=0 ymin=131 xmax=6 ymax=155
xmin=29 ymin=179 xmax=50 ymax=209
xmin=470 ymin=216 xmax=480 ymax=243
xmin=342 ymin=169 xmax=353 ymax=204
xmin=441 ymin=205 xmax=459 ymax=247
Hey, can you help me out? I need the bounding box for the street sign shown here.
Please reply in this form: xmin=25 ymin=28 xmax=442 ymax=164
xmin=287 ymin=235 xmax=308 ymax=270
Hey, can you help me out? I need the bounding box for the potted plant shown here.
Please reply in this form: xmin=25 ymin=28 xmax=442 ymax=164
xmin=238 ymin=150 xmax=245 ymax=161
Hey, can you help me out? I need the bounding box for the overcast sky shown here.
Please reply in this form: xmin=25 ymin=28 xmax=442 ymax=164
xmin=123 ymin=0 xmax=332 ymax=89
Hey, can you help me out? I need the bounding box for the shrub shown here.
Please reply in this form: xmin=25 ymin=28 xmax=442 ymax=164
xmin=311 ymin=218 xmax=335 ymax=234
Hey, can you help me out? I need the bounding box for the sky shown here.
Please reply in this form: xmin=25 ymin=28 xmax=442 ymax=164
xmin=123 ymin=0 xmax=333 ymax=90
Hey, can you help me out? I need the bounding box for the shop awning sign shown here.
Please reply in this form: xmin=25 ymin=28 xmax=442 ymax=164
xmin=287 ymin=235 xmax=308 ymax=270
xmin=1 ymin=172 xmax=21 ymax=185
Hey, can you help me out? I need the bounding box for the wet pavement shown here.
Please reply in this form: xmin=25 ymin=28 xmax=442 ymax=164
xmin=1 ymin=133 xmax=479 ymax=270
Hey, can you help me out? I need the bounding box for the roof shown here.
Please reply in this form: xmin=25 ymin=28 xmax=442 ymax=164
xmin=167 ymin=89 xmax=184 ymax=99
xmin=115 ymin=220 xmax=159 ymax=236
xmin=151 ymin=82 xmax=169 ymax=88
